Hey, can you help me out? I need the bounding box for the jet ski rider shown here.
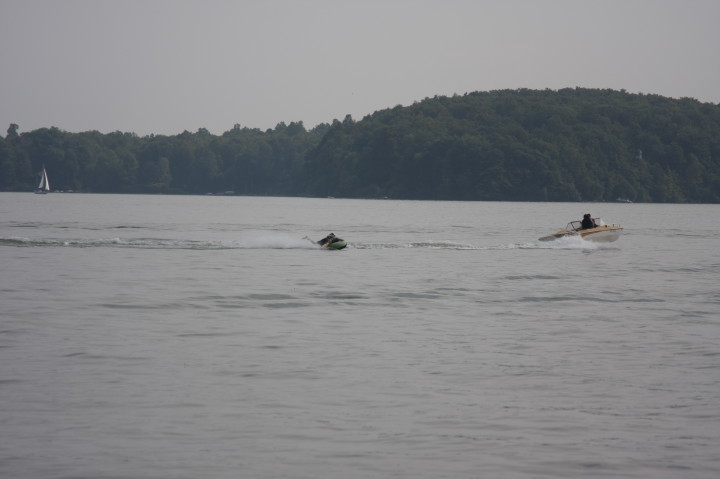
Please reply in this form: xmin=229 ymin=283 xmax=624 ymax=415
xmin=317 ymin=233 xmax=344 ymax=247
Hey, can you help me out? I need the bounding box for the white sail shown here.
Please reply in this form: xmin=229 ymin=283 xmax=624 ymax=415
xmin=35 ymin=168 xmax=50 ymax=193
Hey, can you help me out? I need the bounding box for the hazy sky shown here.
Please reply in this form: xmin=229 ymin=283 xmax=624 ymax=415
xmin=2 ymin=0 xmax=718 ymax=137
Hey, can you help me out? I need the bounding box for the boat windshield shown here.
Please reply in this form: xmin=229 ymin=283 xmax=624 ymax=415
xmin=566 ymin=221 xmax=583 ymax=231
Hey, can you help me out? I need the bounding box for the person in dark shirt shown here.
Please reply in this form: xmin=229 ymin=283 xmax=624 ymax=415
xmin=317 ymin=233 xmax=344 ymax=247
xmin=581 ymin=213 xmax=597 ymax=229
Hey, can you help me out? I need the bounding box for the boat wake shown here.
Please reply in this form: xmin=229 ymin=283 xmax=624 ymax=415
xmin=353 ymin=241 xmax=478 ymax=250
xmin=1 ymin=234 xmax=613 ymax=251
xmin=343 ymin=236 xmax=611 ymax=250
xmin=0 ymin=235 xmax=319 ymax=250
xmin=510 ymin=235 xmax=607 ymax=250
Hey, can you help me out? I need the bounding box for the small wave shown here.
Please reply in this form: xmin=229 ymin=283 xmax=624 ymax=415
xmin=0 ymin=237 xmax=36 ymax=247
xmin=503 ymin=274 xmax=563 ymax=280
xmin=5 ymin=222 xmax=44 ymax=229
xmin=4 ymin=221 xmax=169 ymax=231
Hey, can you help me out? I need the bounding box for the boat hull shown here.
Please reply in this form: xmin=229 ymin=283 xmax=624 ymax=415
xmin=540 ymin=225 xmax=623 ymax=243
xmin=580 ymin=226 xmax=623 ymax=242
xmin=325 ymin=240 xmax=347 ymax=250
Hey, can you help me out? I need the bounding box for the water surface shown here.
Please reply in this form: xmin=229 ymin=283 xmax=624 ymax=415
xmin=1 ymin=193 xmax=719 ymax=478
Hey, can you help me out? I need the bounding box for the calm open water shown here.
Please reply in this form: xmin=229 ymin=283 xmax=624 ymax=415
xmin=1 ymin=192 xmax=719 ymax=479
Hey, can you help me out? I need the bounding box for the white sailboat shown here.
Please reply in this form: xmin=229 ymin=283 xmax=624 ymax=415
xmin=35 ymin=167 xmax=50 ymax=194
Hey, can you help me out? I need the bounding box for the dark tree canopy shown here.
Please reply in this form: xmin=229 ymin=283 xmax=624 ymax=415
xmin=303 ymin=89 xmax=720 ymax=203
xmin=2 ymin=89 xmax=719 ymax=203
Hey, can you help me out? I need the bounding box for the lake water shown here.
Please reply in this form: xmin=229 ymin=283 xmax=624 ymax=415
xmin=1 ymin=192 xmax=719 ymax=479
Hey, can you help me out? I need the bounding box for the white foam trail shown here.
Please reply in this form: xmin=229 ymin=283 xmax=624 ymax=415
xmin=233 ymin=232 xmax=318 ymax=249
xmin=352 ymin=241 xmax=477 ymax=250
xmin=545 ymin=235 xmax=601 ymax=249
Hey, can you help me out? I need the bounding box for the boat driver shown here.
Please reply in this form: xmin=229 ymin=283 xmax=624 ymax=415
xmin=581 ymin=214 xmax=597 ymax=229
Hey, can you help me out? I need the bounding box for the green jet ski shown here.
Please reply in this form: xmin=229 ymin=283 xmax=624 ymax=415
xmin=316 ymin=233 xmax=347 ymax=250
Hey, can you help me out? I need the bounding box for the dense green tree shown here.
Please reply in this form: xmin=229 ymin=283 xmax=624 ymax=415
xmin=303 ymin=89 xmax=720 ymax=202
xmin=2 ymin=89 xmax=719 ymax=202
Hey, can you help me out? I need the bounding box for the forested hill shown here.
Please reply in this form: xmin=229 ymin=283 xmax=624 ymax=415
xmin=2 ymin=88 xmax=720 ymax=202
xmin=305 ymin=89 xmax=720 ymax=202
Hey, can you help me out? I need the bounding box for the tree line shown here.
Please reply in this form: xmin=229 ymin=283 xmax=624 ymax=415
xmin=0 ymin=121 xmax=327 ymax=196
xmin=2 ymin=88 xmax=719 ymax=202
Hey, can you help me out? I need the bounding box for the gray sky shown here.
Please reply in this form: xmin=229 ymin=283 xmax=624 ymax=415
xmin=2 ymin=0 xmax=718 ymax=137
